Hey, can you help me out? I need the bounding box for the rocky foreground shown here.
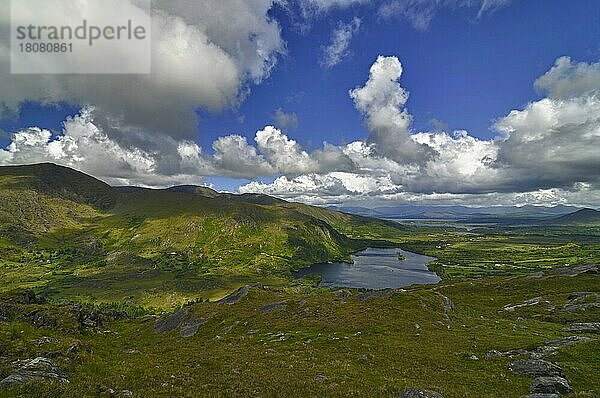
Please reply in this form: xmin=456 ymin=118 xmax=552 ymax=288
xmin=0 ymin=264 xmax=598 ymax=397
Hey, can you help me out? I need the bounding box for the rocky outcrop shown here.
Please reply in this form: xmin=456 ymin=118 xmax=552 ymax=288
xmin=217 ymin=285 xmax=250 ymax=305
xmin=529 ymin=335 xmax=592 ymax=359
xmin=0 ymin=292 xmax=127 ymax=330
xmin=435 ymin=292 xmax=454 ymax=323
xmin=563 ymin=322 xmax=600 ymax=334
xmin=509 ymin=360 xmax=563 ymax=377
xmin=562 ymin=292 xmax=600 ymax=312
xmin=154 ymin=308 xmax=189 ymax=334
xmin=502 ymin=297 xmax=549 ymax=312
xmin=0 ymin=290 xmax=47 ymax=323
xmin=0 ymin=357 xmax=68 ymax=385
xmin=487 ymin=335 xmax=592 ymax=360
xmin=153 ymin=307 xmax=207 ymax=338
xmin=398 ymin=387 xmax=444 ymax=398
xmin=529 ymin=376 xmax=571 ymax=394
xmin=179 ymin=317 xmax=207 ymax=338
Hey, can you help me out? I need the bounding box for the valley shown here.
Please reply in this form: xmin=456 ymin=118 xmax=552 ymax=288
xmin=0 ymin=163 xmax=598 ymax=397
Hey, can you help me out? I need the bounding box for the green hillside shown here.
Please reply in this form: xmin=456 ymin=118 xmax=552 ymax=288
xmin=0 ymin=164 xmax=598 ymax=397
xmin=550 ymin=208 xmax=600 ymax=225
xmin=0 ymin=163 xmax=402 ymax=307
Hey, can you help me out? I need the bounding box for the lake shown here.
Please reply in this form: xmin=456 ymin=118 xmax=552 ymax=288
xmin=294 ymin=248 xmax=441 ymax=290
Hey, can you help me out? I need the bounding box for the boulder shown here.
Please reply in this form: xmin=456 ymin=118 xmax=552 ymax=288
xmin=399 ymin=387 xmax=444 ymax=398
xmin=154 ymin=307 xmax=208 ymax=337
xmin=509 ymin=359 xmax=563 ymax=376
xmin=217 ymin=285 xmax=250 ymax=305
xmin=529 ymin=376 xmax=571 ymax=394
xmin=179 ymin=317 xmax=207 ymax=338
xmin=153 ymin=308 xmax=189 ymax=334
xmin=0 ymin=357 xmax=68 ymax=385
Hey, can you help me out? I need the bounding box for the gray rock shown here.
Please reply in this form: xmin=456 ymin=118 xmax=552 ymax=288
xmin=399 ymin=387 xmax=444 ymax=398
xmin=525 ymin=335 xmax=592 ymax=359
xmin=217 ymin=285 xmax=250 ymax=305
xmin=0 ymin=357 xmax=68 ymax=385
xmin=509 ymin=359 xmax=563 ymax=376
xmin=529 ymin=346 xmax=559 ymax=360
xmin=563 ymin=322 xmax=600 ymax=334
xmin=179 ymin=317 xmax=207 ymax=338
xmin=435 ymin=292 xmax=454 ymax=323
xmin=563 ymin=292 xmax=600 ymax=312
xmin=545 ymin=335 xmax=592 ymax=347
xmin=566 ymin=291 xmax=598 ymax=300
xmin=529 ymin=376 xmax=571 ymax=394
xmin=259 ymin=302 xmax=286 ymax=314
xmin=502 ymin=297 xmax=547 ymax=312
xmin=521 ymin=394 xmax=559 ymax=398
xmin=153 ymin=308 xmax=189 ymax=334
xmin=314 ymin=374 xmax=328 ymax=382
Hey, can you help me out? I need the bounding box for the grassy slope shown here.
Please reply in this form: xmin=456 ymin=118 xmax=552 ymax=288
xmin=0 ymin=164 xmax=379 ymax=307
xmin=0 ymin=270 xmax=598 ymax=397
xmin=1 ymin=164 xmax=599 ymax=307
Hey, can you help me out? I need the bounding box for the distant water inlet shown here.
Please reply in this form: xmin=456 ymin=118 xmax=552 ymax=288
xmin=294 ymin=248 xmax=441 ymax=290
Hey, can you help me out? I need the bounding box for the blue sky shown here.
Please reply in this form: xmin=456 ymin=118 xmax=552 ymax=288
xmin=1 ymin=0 xmax=599 ymax=206
xmin=5 ymin=1 xmax=599 ymax=148
xmin=200 ymin=0 xmax=599 ymax=146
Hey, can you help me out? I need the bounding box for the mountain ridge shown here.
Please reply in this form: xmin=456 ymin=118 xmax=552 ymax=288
xmin=548 ymin=208 xmax=600 ymax=225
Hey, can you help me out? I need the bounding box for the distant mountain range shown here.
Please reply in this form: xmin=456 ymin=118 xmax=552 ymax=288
xmin=328 ymin=204 xmax=595 ymax=223
xmin=547 ymin=208 xmax=600 ymax=225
